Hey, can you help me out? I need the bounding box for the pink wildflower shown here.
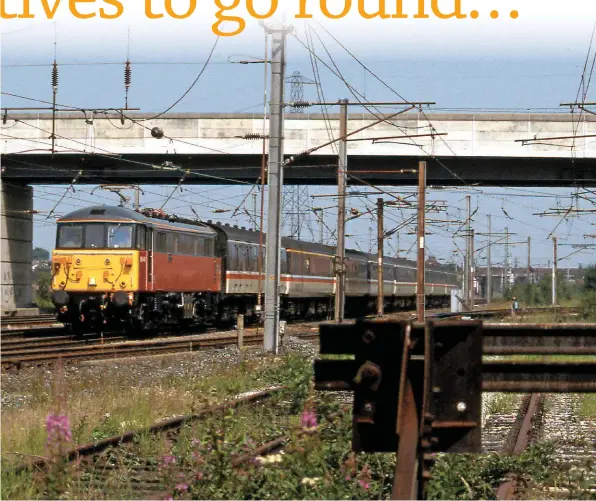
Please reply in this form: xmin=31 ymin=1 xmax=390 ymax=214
xmin=300 ymin=409 xmax=317 ymax=429
xmin=191 ymin=439 xmax=201 ymax=447
xmin=45 ymin=414 xmax=72 ymax=446
xmin=358 ymin=479 xmax=370 ymax=490
xmin=163 ymin=497 xmax=173 ymax=501
xmin=175 ymin=483 xmax=188 ymax=492
xmin=161 ymin=455 xmax=176 ymax=468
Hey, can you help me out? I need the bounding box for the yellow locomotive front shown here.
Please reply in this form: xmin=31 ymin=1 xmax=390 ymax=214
xmin=51 ymin=207 xmax=144 ymax=334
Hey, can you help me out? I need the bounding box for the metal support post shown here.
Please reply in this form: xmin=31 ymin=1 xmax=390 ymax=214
xmin=377 ymin=198 xmax=384 ymax=317
xmin=464 ymin=195 xmax=471 ymax=307
xmin=252 ymin=193 xmax=258 ymax=231
xmin=264 ymin=27 xmax=287 ymax=354
xmin=237 ymin=314 xmax=244 ymax=349
xmin=335 ymin=99 xmax=349 ymax=323
xmin=504 ymin=227 xmax=509 ymax=295
xmin=487 ymin=215 xmax=492 ymax=304
xmin=527 ymin=236 xmax=531 ymax=284
xmin=134 ymin=186 xmax=140 ymax=211
xmin=470 ymin=229 xmax=475 ymax=308
xmin=417 ymin=161 xmax=426 ymax=322
xmin=552 ymin=236 xmax=557 ymax=306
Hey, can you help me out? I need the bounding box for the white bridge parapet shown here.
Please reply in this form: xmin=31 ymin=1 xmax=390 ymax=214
xmin=2 ymin=112 xmax=596 ymax=159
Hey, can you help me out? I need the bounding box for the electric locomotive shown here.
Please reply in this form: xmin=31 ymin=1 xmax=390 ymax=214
xmin=51 ymin=206 xmax=459 ymax=334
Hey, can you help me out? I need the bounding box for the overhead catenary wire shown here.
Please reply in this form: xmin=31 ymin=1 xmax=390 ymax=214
xmin=127 ymin=35 xmax=220 ymax=121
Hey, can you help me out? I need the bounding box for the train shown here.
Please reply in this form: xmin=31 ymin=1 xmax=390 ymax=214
xmin=50 ymin=205 xmax=460 ymax=334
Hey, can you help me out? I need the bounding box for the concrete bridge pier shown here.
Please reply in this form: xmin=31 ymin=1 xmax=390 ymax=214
xmin=1 ymin=181 xmax=34 ymax=312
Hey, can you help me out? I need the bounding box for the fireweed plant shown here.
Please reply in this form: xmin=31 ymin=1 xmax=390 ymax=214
xmin=3 ymin=354 xmax=583 ymax=499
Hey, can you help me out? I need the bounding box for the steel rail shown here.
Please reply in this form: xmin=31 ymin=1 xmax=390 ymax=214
xmin=496 ymin=394 xmax=544 ymax=500
xmin=13 ymin=387 xmax=284 ymax=474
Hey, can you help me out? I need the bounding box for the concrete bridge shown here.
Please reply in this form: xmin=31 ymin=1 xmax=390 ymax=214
xmin=2 ymin=111 xmax=596 ymax=186
xmin=1 ymin=111 xmax=595 ymax=310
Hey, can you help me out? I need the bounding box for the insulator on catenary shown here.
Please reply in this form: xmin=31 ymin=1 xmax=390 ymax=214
xmin=51 ymin=61 xmax=59 ymax=90
xmin=290 ymin=101 xmax=310 ymax=108
xmin=124 ymin=60 xmax=132 ymax=89
xmin=242 ymin=133 xmax=266 ymax=140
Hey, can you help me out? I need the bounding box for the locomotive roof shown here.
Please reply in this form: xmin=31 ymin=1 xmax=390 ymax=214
xmin=57 ymin=206 xmax=217 ymax=236
xmin=58 ymin=206 xmax=456 ymax=273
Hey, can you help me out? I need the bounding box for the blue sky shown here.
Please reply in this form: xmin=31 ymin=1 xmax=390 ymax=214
xmin=1 ymin=1 xmax=596 ymax=268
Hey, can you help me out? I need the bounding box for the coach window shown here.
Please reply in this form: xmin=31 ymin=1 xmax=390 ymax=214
xmin=84 ymin=224 xmax=105 ymax=249
xmin=236 ymin=245 xmax=244 ymax=271
xmin=237 ymin=245 xmax=242 ymax=270
xmin=280 ymin=250 xmax=288 ymax=274
xmin=233 ymin=244 xmax=239 ymax=268
xmin=228 ymin=243 xmax=237 ymax=269
xmin=249 ymin=245 xmax=257 ymax=271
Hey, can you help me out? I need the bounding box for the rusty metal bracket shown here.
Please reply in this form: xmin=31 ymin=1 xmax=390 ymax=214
xmin=314 ymin=320 xmax=596 ymax=500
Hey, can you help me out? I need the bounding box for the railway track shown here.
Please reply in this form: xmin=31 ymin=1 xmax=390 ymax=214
xmin=1 ymin=314 xmax=63 ymax=330
xmin=0 ymin=330 xmax=320 ymax=369
xmin=1 ymin=304 xmax=578 ymax=370
xmin=489 ymin=393 xmax=596 ymax=500
xmin=0 ymin=306 xmax=422 ymax=369
xmin=429 ymin=305 xmax=579 ymax=320
xmin=9 ymin=385 xmax=343 ymax=499
xmin=12 ymin=387 xmax=284 ymax=479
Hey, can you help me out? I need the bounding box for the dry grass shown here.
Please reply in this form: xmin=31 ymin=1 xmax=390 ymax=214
xmin=579 ymin=394 xmax=596 ymax=419
xmin=484 ymin=393 xmax=522 ymax=415
xmin=1 ymin=355 xmax=283 ymax=466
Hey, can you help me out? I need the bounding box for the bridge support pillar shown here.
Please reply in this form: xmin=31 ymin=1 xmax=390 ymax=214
xmin=1 ymin=181 xmax=34 ymax=311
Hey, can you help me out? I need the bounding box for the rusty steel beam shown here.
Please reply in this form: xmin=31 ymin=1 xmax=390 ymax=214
xmin=482 ymin=323 xmax=596 ymax=355
xmin=316 ymin=359 xmax=596 ymax=393
xmin=319 ymin=321 xmax=596 ymax=358
xmin=482 ymin=361 xmax=596 ymax=393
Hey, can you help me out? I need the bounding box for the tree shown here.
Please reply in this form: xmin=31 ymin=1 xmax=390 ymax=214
xmin=584 ymin=265 xmax=596 ymax=291
xmin=36 ymin=271 xmax=52 ymax=307
xmin=33 ymin=247 xmax=50 ymax=261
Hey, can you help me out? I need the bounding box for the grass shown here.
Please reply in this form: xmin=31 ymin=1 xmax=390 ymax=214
xmin=578 ymin=394 xmax=596 ymax=419
xmin=3 ymin=347 xmax=594 ymax=499
xmin=1 ymin=354 xmax=297 ymax=468
xmin=484 ymin=393 xmax=522 ymax=415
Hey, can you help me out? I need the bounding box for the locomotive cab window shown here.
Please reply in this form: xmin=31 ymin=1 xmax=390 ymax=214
xmin=57 ymin=225 xmax=83 ymax=248
xmin=108 ymin=224 xmax=133 ymax=249
xmin=84 ymin=224 xmax=105 ymax=249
